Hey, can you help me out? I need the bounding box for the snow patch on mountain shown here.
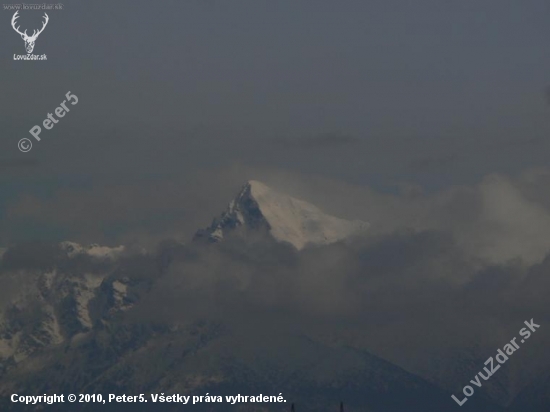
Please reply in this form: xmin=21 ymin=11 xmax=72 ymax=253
xmin=0 ymin=267 xmax=121 ymax=362
xmin=60 ymin=241 xmax=125 ymax=260
xmin=74 ymin=274 xmax=105 ymax=329
xmin=111 ymin=279 xmax=133 ymax=312
xmin=196 ymin=180 xmax=369 ymax=250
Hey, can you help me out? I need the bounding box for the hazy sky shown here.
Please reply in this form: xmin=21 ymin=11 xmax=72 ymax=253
xmin=1 ymin=4 xmax=550 ymax=405
xmin=0 ymin=0 xmax=549 ymax=243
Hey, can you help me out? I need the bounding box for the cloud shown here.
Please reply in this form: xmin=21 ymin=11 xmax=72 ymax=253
xmin=6 ymin=164 xmax=550 ymax=270
xmin=4 ymin=166 xmax=547 ymax=362
xmin=126 ymin=224 xmax=549 ymax=394
xmin=472 ymin=174 xmax=550 ymax=263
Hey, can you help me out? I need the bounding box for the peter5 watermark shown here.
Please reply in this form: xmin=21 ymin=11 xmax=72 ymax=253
xmin=451 ymin=319 xmax=541 ymax=406
xmin=18 ymin=91 xmax=78 ymax=152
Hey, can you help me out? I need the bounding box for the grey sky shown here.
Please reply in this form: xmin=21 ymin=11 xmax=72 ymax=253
xmin=0 ymin=0 xmax=549 ymax=243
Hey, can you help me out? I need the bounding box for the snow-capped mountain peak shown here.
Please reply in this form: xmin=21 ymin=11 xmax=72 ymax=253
xmin=195 ymin=180 xmax=369 ymax=250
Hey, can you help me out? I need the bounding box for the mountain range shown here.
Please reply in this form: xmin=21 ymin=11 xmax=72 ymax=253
xmin=0 ymin=181 xmax=545 ymax=411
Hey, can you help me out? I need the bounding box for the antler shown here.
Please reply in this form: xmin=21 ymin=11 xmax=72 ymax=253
xmin=29 ymin=13 xmax=48 ymax=39
xmin=11 ymin=11 xmax=28 ymax=38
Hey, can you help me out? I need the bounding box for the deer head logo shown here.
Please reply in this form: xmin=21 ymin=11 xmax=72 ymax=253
xmin=11 ymin=11 xmax=49 ymax=54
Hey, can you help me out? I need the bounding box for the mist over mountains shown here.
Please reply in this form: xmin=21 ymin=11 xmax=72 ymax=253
xmin=0 ymin=179 xmax=548 ymax=411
